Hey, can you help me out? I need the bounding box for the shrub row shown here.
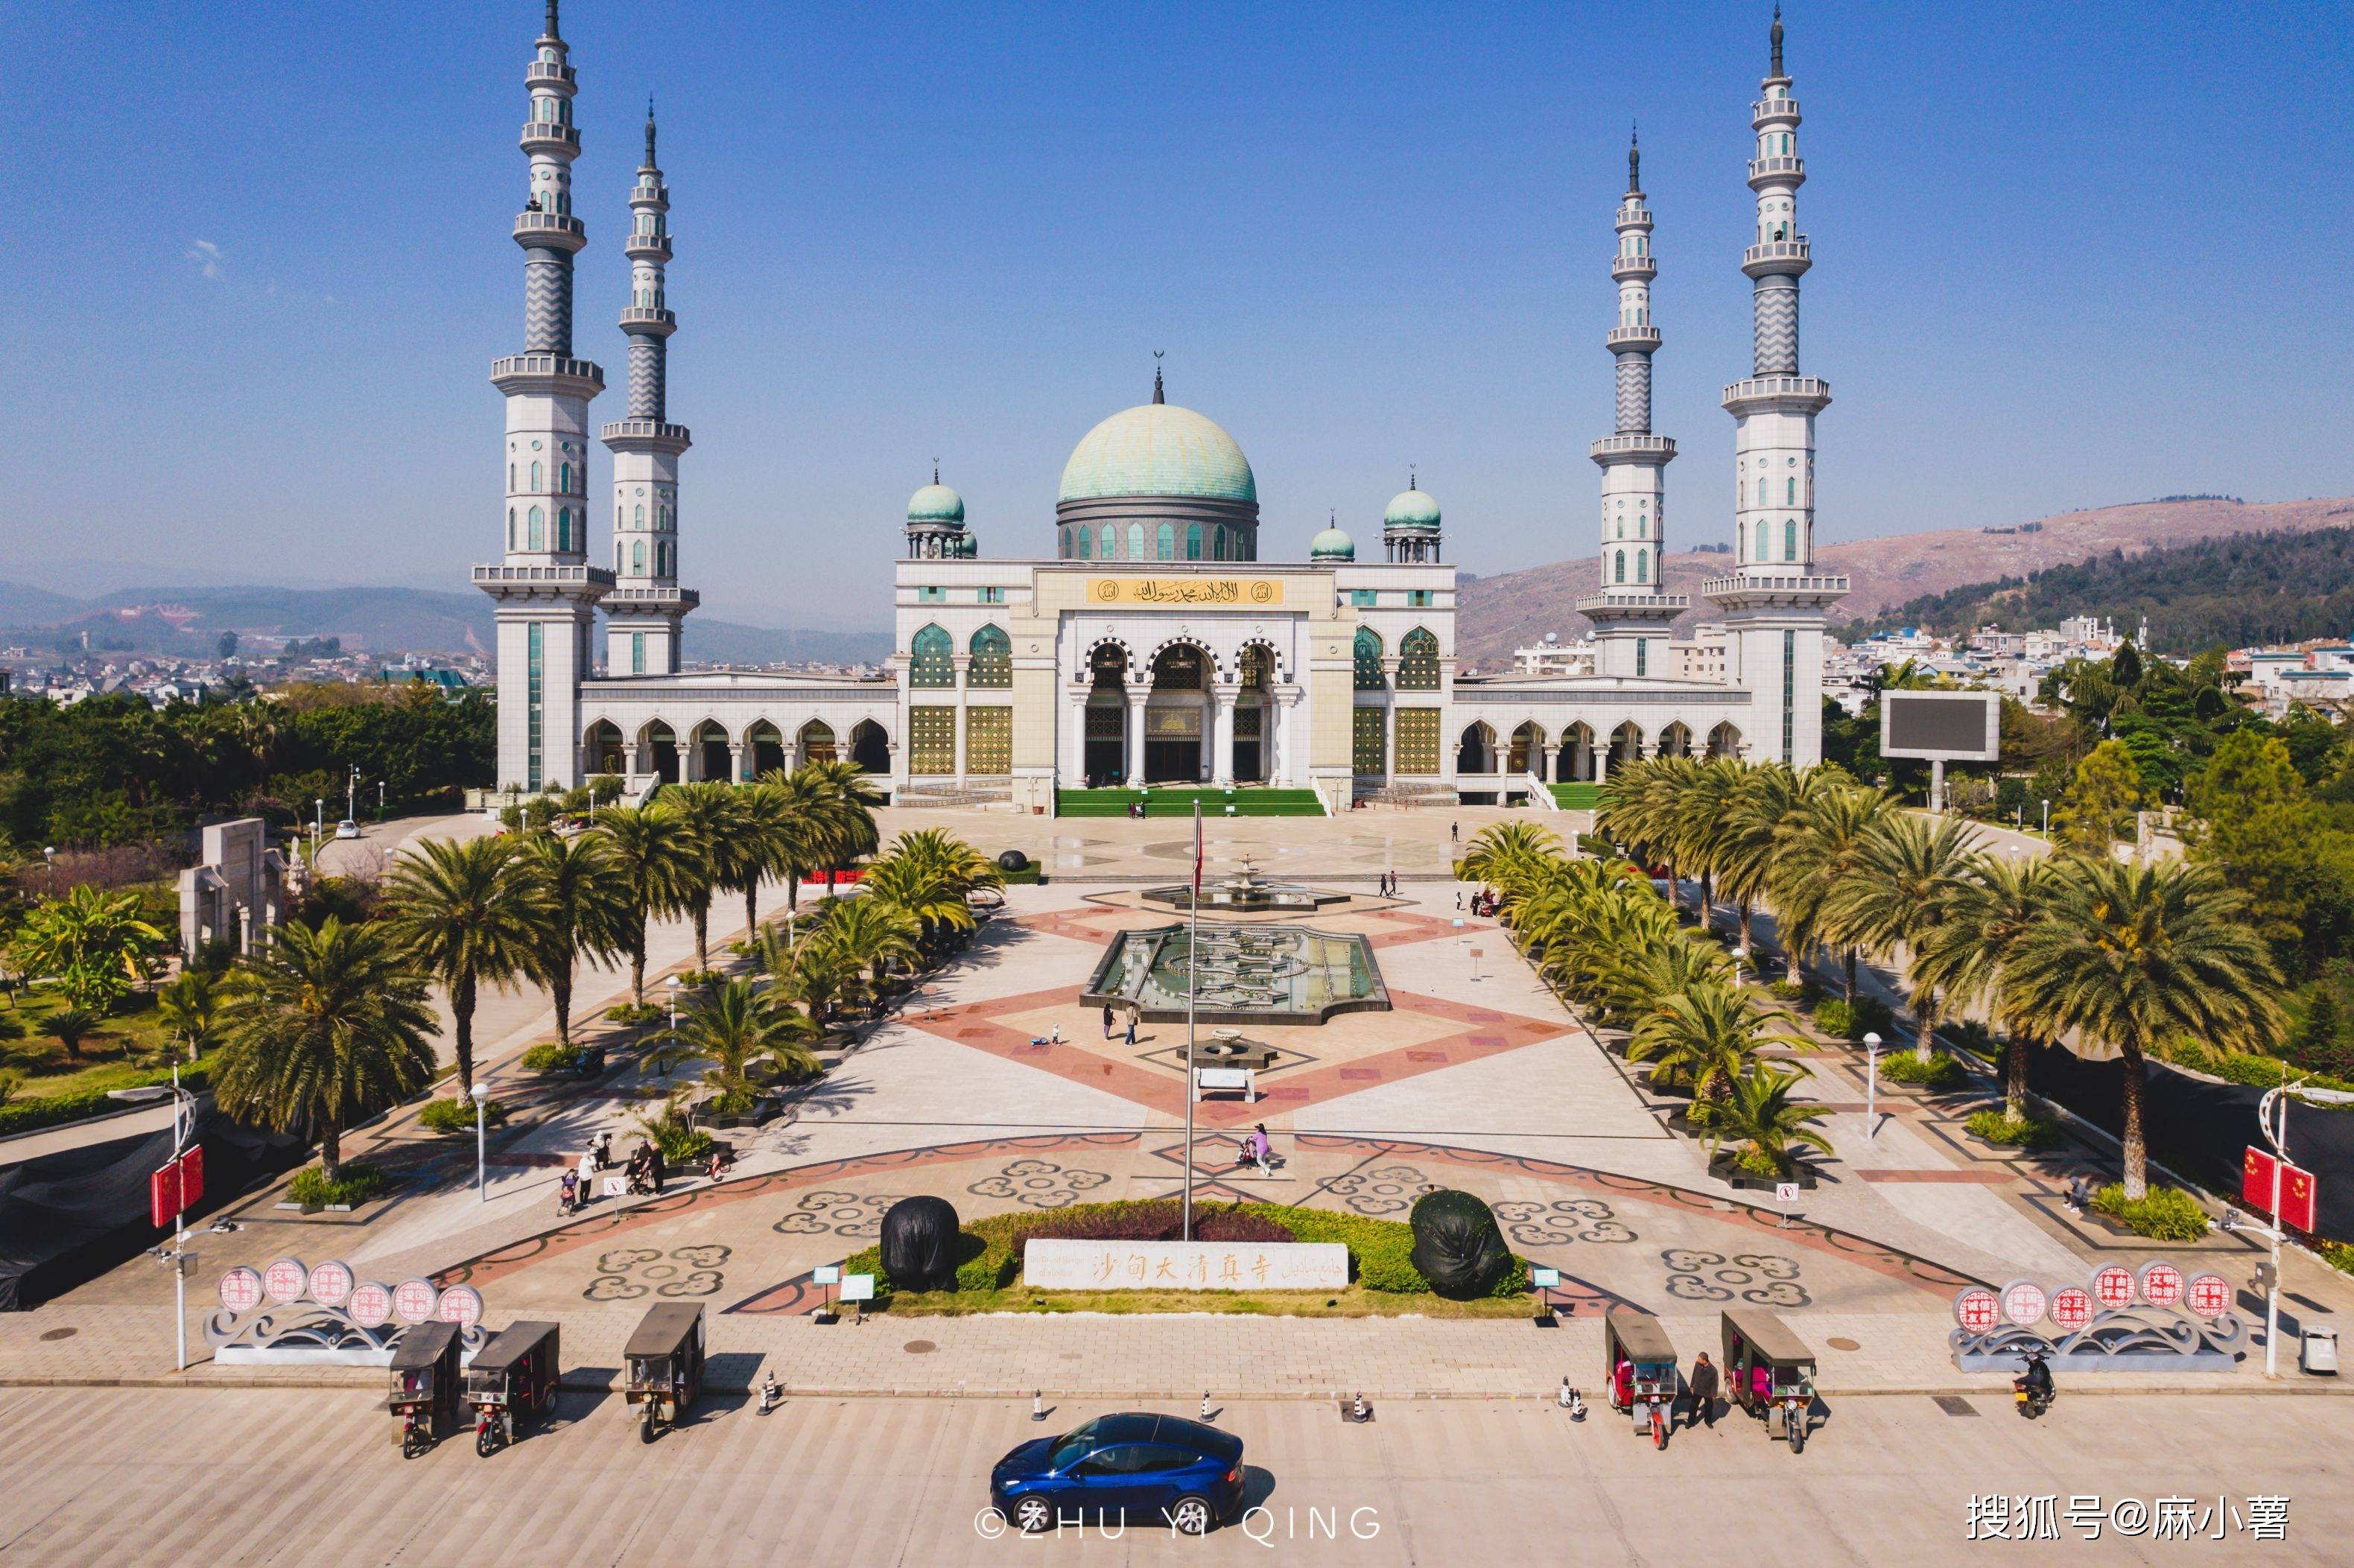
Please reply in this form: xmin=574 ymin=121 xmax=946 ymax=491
xmin=2091 ymin=1183 xmax=2209 ymax=1242
xmin=416 ymin=1096 xmax=508 ymax=1134
xmin=1876 ymin=1050 xmax=1970 ymax=1091
xmin=0 ymin=1058 xmax=213 ymax=1139
xmin=287 ymin=1161 xmax=390 ymax=1207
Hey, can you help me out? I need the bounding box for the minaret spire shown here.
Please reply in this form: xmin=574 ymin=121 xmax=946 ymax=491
xmin=1770 ymin=4 xmax=1784 ymax=77
xmin=1152 ymin=352 xmax=1166 ymax=404
xmin=1627 ymin=124 xmax=1640 ymax=197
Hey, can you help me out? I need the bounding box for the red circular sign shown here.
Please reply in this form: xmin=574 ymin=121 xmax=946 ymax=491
xmin=2185 ymin=1274 xmax=2233 ymax=1321
xmin=306 ymin=1260 xmax=354 ymax=1309
xmin=434 ymin=1284 xmax=483 ymax=1328
xmin=2001 ymin=1280 xmax=2049 ymax=1328
xmin=2049 ymin=1286 xmax=2095 ymax=1332
xmin=1953 ymin=1287 xmax=2001 ymax=1333
xmin=261 ymin=1256 xmax=309 ymax=1305
xmin=392 ymin=1278 xmax=440 ymax=1325
xmin=2092 ymin=1264 xmax=2136 ymax=1310
xmin=218 ymin=1266 xmax=264 ymax=1315
xmin=348 ymin=1280 xmax=394 ymax=1329
xmin=2139 ymin=1261 xmax=2185 ymax=1309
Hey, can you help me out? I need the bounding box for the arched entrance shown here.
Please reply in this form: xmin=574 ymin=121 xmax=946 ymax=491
xmin=1456 ymin=721 xmax=1497 ymax=775
xmin=1083 ymin=644 xmax=1129 ymax=785
xmin=746 ymin=721 xmax=785 ymax=779
xmin=1555 ymin=722 xmax=1596 ymax=782
xmin=1234 ymin=644 xmax=1275 ymax=784
xmin=1656 ymin=721 xmax=1694 ymax=759
xmin=849 ymin=720 xmax=890 ymax=774
xmin=797 ymin=719 xmax=837 ymax=766
xmin=639 ymin=720 xmax=679 ymax=784
xmin=1145 ymin=644 xmax=1208 ymax=783
xmin=1706 ymin=722 xmax=1743 ymax=760
xmin=584 ymin=720 xmax=624 ymax=777
xmin=691 ymin=720 xmax=732 ymax=782
xmin=1507 ymin=721 xmax=1545 ymax=779
xmin=1609 ymin=721 xmax=1644 ymax=767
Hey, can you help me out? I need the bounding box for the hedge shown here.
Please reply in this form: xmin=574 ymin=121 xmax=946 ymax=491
xmin=287 ymin=1161 xmax=390 ymax=1207
xmin=2091 ymin=1183 xmax=2209 ymax=1242
xmin=0 ymin=1058 xmax=214 ymax=1139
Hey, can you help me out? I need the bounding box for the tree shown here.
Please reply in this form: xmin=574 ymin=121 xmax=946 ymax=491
xmin=804 ymin=896 xmax=919 ymax=1014
xmin=1768 ymin=782 xmax=1889 ymax=1000
xmin=863 ymin=830 xmax=1000 ymax=950
xmin=41 ymin=1007 xmax=101 ymax=1063
xmin=799 ymin=760 xmax=882 ymax=897
xmin=1819 ymin=811 xmax=1979 ymax=1063
xmin=9 ymin=886 xmax=165 ymax=1014
xmin=518 ymin=831 xmax=631 ymax=1049
xmin=2183 ymin=731 xmax=2317 ymax=954
xmin=729 ymin=777 xmax=800 ymax=933
xmin=2292 ymin=986 xmax=2343 ymax=1073
xmin=591 ymin=804 xmax=697 ymax=1006
xmin=1625 ymin=978 xmax=1799 ymax=1108
xmin=2052 ymin=740 xmax=2142 ymax=856
xmin=154 ymin=968 xmax=223 ymax=1062
xmin=2008 ymin=857 xmax=2283 ymax=1199
xmin=646 ymin=975 xmax=819 ymax=1114
xmin=212 ymin=918 xmax=437 ymax=1181
xmin=1914 ymin=853 xmax=2055 ymax=1119
xmin=1704 ymin=1064 xmax=1835 ymax=1179
xmin=661 ymin=782 xmax=740 ymax=973
xmin=380 ymin=834 xmax=548 ymax=1094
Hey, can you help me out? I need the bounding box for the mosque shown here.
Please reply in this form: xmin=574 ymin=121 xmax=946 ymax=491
xmin=475 ymin=3 xmax=1844 ymax=813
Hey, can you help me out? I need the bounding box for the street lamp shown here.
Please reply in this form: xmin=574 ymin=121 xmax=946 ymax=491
xmin=346 ymin=764 xmax=359 ymax=829
xmin=470 ymin=1079 xmax=492 ymax=1203
xmin=378 ymin=780 xmax=386 ymax=822
xmin=2040 ymin=799 xmax=2050 ymax=837
xmin=1862 ymin=1032 xmax=1882 ymax=1140
xmin=312 ymin=798 xmax=324 ymax=863
xmin=664 ymin=975 xmax=682 ymax=1073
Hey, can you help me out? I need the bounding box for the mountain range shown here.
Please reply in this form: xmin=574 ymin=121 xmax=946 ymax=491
xmin=1452 ymin=495 xmax=2354 ymax=667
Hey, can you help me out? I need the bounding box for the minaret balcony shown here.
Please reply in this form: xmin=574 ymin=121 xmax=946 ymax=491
xmin=618 ymin=306 xmax=678 ymax=336
xmin=1751 ymin=95 xmax=1802 ymax=127
xmin=1741 ymin=237 xmax=1811 ymax=277
xmin=600 ymin=417 xmax=693 ymax=454
xmin=1610 ymin=253 xmax=1656 ymax=281
xmin=524 ymin=61 xmax=577 ymax=90
xmin=1605 ymin=325 xmax=1661 ymax=353
xmin=1589 ymin=433 xmax=1676 ymax=463
xmin=519 ymin=121 xmax=582 ymax=154
xmin=1614 ymin=204 xmax=1652 ymax=232
xmin=472 ymin=562 xmax=615 ymax=603
xmin=603 ymin=583 xmax=701 ymax=615
xmin=513 ymin=210 xmax=586 ymax=250
xmin=491 ymin=355 xmax=605 ymax=397
xmin=1746 ymin=155 xmax=1805 ymax=189
xmin=624 ymin=232 xmax=673 ymax=261
xmin=1576 ymin=589 xmax=1689 ymax=619
xmin=1721 ymin=374 xmax=1830 ymax=414
xmin=630 ymin=182 xmax=670 ymax=210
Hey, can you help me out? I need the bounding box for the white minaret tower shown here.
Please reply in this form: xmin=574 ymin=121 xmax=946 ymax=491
xmin=1579 ymin=129 xmax=1685 ymax=679
xmin=476 ymin=0 xmax=609 ymax=793
xmin=602 ymin=100 xmax=698 ymax=678
xmin=1702 ymin=6 xmax=1847 ymax=764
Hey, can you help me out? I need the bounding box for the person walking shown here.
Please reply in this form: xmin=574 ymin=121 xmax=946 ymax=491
xmin=1450 ymin=821 xmax=1459 ymax=845
xmin=1102 ymin=1003 xmax=1115 ymax=1041
xmin=577 ymin=1146 xmax=598 ymax=1208
xmin=1124 ymin=1009 xmax=1138 ymax=1047
xmin=1687 ymin=1351 xmax=1719 ymax=1430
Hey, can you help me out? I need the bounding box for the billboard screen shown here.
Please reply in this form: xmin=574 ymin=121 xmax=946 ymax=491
xmin=1880 ymin=690 xmax=2000 ymax=761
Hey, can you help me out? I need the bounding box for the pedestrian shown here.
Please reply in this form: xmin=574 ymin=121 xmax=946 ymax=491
xmin=1450 ymin=821 xmax=1459 ymax=845
xmin=1249 ymin=1123 xmax=1272 ymax=1175
xmin=1125 ymin=1011 xmax=1138 ymax=1048
xmin=1103 ymin=1003 xmax=1115 ymax=1041
xmin=577 ymin=1147 xmax=597 ymax=1206
xmin=1455 ymin=889 xmax=1463 ymax=912
xmin=2067 ymin=1174 xmax=2090 ymax=1214
xmin=1049 ymin=1021 xmax=1063 ymax=1046
xmin=1687 ymin=1351 xmax=1719 ymax=1429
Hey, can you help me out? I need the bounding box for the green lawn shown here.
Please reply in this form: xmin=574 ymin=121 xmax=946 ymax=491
xmin=2 ymin=988 xmax=187 ymax=1099
xmin=1056 ymin=786 xmax=1325 ymax=818
xmin=1549 ymin=781 xmax=1602 ymax=810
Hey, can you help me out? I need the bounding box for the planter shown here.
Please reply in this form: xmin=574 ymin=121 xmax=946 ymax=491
xmin=694 ymin=1096 xmax=779 ymax=1130
xmin=525 ymin=1045 xmax=606 ymax=1080
xmin=1706 ymin=1152 xmax=1820 ymax=1191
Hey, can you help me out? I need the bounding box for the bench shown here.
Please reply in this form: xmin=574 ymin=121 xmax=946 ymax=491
xmin=1193 ymin=1066 xmax=1255 ymax=1103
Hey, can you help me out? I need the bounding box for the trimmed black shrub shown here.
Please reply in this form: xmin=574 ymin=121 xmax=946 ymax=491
xmin=996 ymin=849 xmax=1031 ymax=873
xmin=881 ymin=1196 xmax=962 ymax=1290
xmin=1407 ymin=1188 xmax=1509 ymax=1299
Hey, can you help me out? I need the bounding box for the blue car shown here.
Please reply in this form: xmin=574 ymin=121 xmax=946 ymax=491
xmin=991 ymin=1412 xmax=1245 ymax=1534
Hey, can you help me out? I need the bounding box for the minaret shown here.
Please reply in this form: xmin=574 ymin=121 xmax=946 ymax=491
xmin=601 ymin=99 xmax=699 ymax=679
xmin=1702 ymin=6 xmax=1848 ymax=764
xmin=1578 ymin=128 xmax=1684 ymax=679
xmin=476 ymin=0 xmax=610 ymax=792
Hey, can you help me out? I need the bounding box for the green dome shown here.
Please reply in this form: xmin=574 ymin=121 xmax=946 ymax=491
xmin=1383 ymin=483 xmax=1441 ymax=531
xmin=1310 ymin=524 xmax=1356 ymax=561
xmin=1059 ymin=402 xmax=1256 ymax=505
xmin=907 ymin=481 xmax=965 ymax=525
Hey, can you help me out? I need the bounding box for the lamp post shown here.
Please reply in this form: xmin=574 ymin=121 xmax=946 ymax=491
xmin=666 ymin=974 xmax=682 ymax=1067
xmin=378 ymin=780 xmax=386 ymax=822
xmin=1863 ymin=1032 xmax=1882 ymax=1140
xmin=2256 ymin=1085 xmax=2298 ymax=1378
xmin=346 ymin=764 xmax=358 ymax=829
xmin=312 ymin=799 xmax=323 ymax=864
xmin=2040 ymin=799 xmax=2050 ymax=837
xmin=470 ymin=1079 xmax=491 ymax=1203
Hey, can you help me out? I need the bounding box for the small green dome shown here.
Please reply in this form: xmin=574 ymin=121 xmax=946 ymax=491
xmin=1383 ymin=483 xmax=1441 ymax=531
xmin=1059 ymin=402 xmax=1256 ymax=505
xmin=1310 ymin=524 xmax=1356 ymax=562
xmin=907 ymin=481 xmax=965 ymax=525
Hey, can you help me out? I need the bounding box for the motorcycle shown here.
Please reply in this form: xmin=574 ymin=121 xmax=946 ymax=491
xmin=2013 ymin=1350 xmax=2055 ymax=1420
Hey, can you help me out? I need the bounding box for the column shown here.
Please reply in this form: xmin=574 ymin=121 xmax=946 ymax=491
xmin=1126 ymin=690 xmax=1148 ymax=786
xmin=727 ymin=743 xmax=744 ymax=784
xmin=1065 ymin=689 xmax=1088 ymax=787
xmin=1211 ymin=684 xmax=1238 ymax=787
xmin=952 ymin=653 xmax=971 ymax=781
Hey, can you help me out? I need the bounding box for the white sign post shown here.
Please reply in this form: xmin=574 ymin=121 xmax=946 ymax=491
xmin=839 ymin=1272 xmax=875 ymax=1323
xmin=1774 ymin=1181 xmax=1800 ymax=1228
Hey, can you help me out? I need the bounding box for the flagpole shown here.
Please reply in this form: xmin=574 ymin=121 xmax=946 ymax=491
xmin=1184 ymin=801 xmax=1201 ymax=1242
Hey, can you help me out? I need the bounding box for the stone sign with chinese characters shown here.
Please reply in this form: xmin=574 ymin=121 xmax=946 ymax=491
xmin=1087 ymin=577 xmax=1284 ymax=607
xmin=1024 ymin=1239 xmax=1348 ymax=1292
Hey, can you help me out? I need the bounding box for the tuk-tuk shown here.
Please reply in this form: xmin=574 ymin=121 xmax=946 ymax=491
xmin=1603 ymin=1310 xmax=1680 ymax=1450
xmin=623 ymin=1301 xmax=705 ymax=1442
xmin=463 ymin=1320 xmax=562 ymax=1457
xmin=387 ymin=1319 xmax=463 ymax=1459
xmin=1722 ymin=1309 xmax=1818 ymax=1453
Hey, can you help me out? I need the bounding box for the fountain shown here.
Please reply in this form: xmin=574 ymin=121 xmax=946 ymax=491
xmin=1139 ymin=858 xmax=1349 ymax=914
xmin=1082 ymin=924 xmax=1389 ymax=1026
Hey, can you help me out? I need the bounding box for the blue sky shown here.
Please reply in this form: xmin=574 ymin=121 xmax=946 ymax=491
xmin=4 ymin=1 xmax=2350 ymax=630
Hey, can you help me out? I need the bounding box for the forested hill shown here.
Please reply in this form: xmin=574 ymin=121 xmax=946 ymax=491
xmin=1860 ymin=527 xmax=2354 ymax=653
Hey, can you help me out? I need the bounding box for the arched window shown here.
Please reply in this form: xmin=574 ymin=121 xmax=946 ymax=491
xmin=1398 ymin=627 xmax=1440 ymax=691
xmin=635 ymin=504 xmax=644 ymax=526
xmin=1785 ymin=518 xmax=1799 ymax=561
xmin=1127 ymin=521 xmax=1145 ymax=561
xmin=509 ymin=463 xmax=515 ymax=489
xmin=615 ymin=504 xmax=623 ymax=527
xmin=1636 ymin=550 xmax=1649 ymax=584
xmin=508 ymin=509 xmax=516 ymax=550
xmin=1756 ymin=519 xmax=1769 ymax=560
xmin=1786 ymin=477 xmax=1797 ymax=505
xmin=629 ymin=540 xmax=644 ymax=574
xmin=1213 ymin=525 xmax=1228 ymax=561
xmin=659 ymin=542 xmax=671 ymax=577
xmin=968 ymin=624 xmax=1012 ymax=688
xmin=1186 ymin=522 xmax=1202 ymax=560
xmin=530 ymin=461 xmax=542 ymax=491
xmin=1060 ymin=527 xmax=1072 ymax=556
xmin=1614 ymin=550 xmax=1626 ymax=583
xmin=1156 ymin=521 xmax=1175 ymax=560
xmin=1757 ymin=477 xmax=1767 ymax=505
xmin=556 ymin=507 xmax=571 ymax=551
xmin=559 ymin=462 xmax=571 ymax=493
xmin=1076 ymin=525 xmax=1093 ymax=559
xmin=909 ymin=624 xmax=955 ymax=688
xmin=1353 ymin=627 xmax=1385 ymax=691
xmin=615 ymin=542 xmax=624 ymax=573
xmin=527 ymin=505 xmax=544 ymax=550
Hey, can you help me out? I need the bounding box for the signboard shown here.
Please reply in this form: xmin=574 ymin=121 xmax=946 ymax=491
xmin=434 ymin=1284 xmax=483 ymax=1327
xmin=1024 ymin=1239 xmax=1351 ymax=1292
xmin=1879 ymin=689 xmax=2001 ymax=762
xmin=810 ymin=1265 xmax=840 ymax=1286
xmin=2000 ymin=1280 xmax=2049 ymax=1328
xmin=838 ymin=1274 xmax=875 ymax=1304
xmin=2185 ymin=1274 xmax=2233 ymax=1321
xmin=1530 ymin=1267 xmax=1560 ymax=1289
xmin=1952 ymin=1287 xmax=2000 ymax=1334
xmin=392 ymin=1278 xmax=440 ymax=1325
xmin=306 ymin=1260 xmax=355 ymax=1310
xmin=1088 ymin=577 xmax=1284 ymax=608
xmin=2049 ymin=1286 xmax=2094 ymax=1332
xmin=2137 ymin=1261 xmax=2185 ymax=1309
xmin=150 ymin=1147 xmax=204 ymax=1228
xmin=1774 ymin=1182 xmax=1801 ymax=1205
xmin=2091 ymin=1264 xmax=2136 ymax=1310
xmin=218 ymin=1266 xmax=264 ymax=1315
xmin=348 ymin=1280 xmax=394 ymax=1329
xmin=262 ymin=1256 xmax=309 ymax=1305
xmin=603 ymin=1176 xmax=629 ymax=1199
xmin=2242 ymin=1147 xmax=2319 ymax=1234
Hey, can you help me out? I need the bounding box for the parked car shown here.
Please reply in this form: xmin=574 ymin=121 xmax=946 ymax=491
xmin=991 ymin=1412 xmax=1245 ymax=1534
xmin=335 ymin=819 xmax=362 ymax=840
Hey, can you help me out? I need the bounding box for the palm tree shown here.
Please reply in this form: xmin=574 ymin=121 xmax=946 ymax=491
xmin=1705 ymin=1064 xmax=1836 ymax=1179
xmin=864 ymin=829 xmax=1001 ymax=949
xmin=799 ymin=759 xmax=882 ymax=897
xmin=41 ymin=1007 xmax=102 ymax=1063
xmin=647 ymin=975 xmax=820 ymax=1114
xmin=1461 ymin=821 xmax=1564 ymax=903
xmin=518 ymin=831 xmax=632 ymax=1049
xmin=1819 ymin=810 xmax=1980 ymax=1063
xmin=1667 ymin=757 xmax=1746 ymax=937
xmin=1593 ymin=937 xmax=1738 ymax=1029
xmin=1914 ymin=854 xmax=2055 ymax=1119
xmin=660 ymin=781 xmax=740 ymax=973
xmin=805 ymin=896 xmax=920 ymax=1014
xmin=10 ymin=886 xmax=166 ymax=1014
xmin=730 ymin=777 xmax=799 ymax=933
xmin=1768 ymin=783 xmax=1889 ymax=1000
xmin=593 ymin=804 xmax=698 ymax=1006
xmin=154 ymin=968 xmax=223 ymax=1063
xmin=212 ymin=918 xmax=438 ymax=1181
xmin=1599 ymin=758 xmax=1698 ymax=915
xmin=1713 ymin=763 xmax=1811 ymax=962
xmin=380 ymin=834 xmax=549 ymax=1094
xmin=1627 ymin=979 xmax=1804 ymax=1109
xmin=2007 ymin=857 xmax=2283 ymax=1199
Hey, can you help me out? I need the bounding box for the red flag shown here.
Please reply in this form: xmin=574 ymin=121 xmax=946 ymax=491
xmin=150 ymin=1146 xmax=203 ymax=1228
xmin=2244 ymin=1146 xmax=2320 ymax=1234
